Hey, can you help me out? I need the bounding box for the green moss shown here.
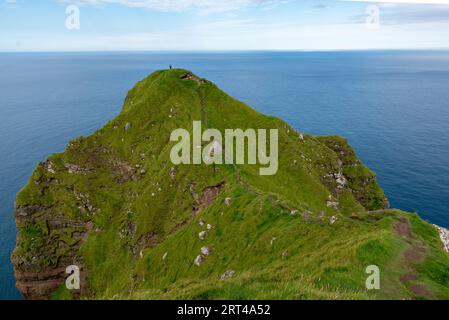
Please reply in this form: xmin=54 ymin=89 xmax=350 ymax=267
xmin=19 ymin=223 xmax=46 ymax=252
xmin=51 ymin=285 xmax=75 ymax=300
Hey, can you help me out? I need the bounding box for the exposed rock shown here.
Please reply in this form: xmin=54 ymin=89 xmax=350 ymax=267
xmin=135 ymin=233 xmax=159 ymax=253
xmin=15 ymin=205 xmax=49 ymax=223
xmin=118 ymin=222 xmax=137 ymax=241
xmin=14 ymin=266 xmax=88 ymax=300
xmin=109 ymin=159 xmax=139 ymax=183
xmin=194 ymin=182 xmax=225 ymax=213
xmin=291 ymin=210 xmax=298 ymax=216
xmin=201 ymin=247 xmax=210 ymax=256
xmin=224 ymin=197 xmax=232 ymax=206
xmin=195 ymin=246 xmax=211 ymax=267
xmin=326 ymin=198 xmax=339 ymax=210
xmin=181 ymin=73 xmax=206 ymax=84
xmin=301 ymin=210 xmax=312 ymax=222
xmin=199 ymin=231 xmax=207 ymax=241
xmin=330 ymin=216 xmax=338 ymax=225
xmin=220 ymin=270 xmax=236 ymax=280
xmin=12 ymin=203 xmax=92 ymax=299
xmin=125 ymin=122 xmax=131 ymax=131
xmin=194 ymin=255 xmax=204 ymax=267
xmin=43 ymin=161 xmax=56 ymax=174
xmin=335 ymin=171 xmax=347 ymax=189
xmin=207 ymin=224 xmax=213 ymax=230
xmin=318 ymin=136 xmax=388 ymax=211
xmin=65 ymin=163 xmax=90 ymax=175
xmin=86 ymin=221 xmax=94 ymax=231
xmin=434 ymin=225 xmax=449 ymax=252
xmin=169 ymin=167 xmax=176 ymax=180
xmin=73 ymin=190 xmax=99 ymax=215
xmin=199 ymin=219 xmax=205 ymax=226
xmin=189 ymin=184 xmax=200 ymax=205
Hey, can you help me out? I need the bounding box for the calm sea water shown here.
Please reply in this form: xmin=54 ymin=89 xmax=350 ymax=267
xmin=1 ymin=51 xmax=449 ymax=299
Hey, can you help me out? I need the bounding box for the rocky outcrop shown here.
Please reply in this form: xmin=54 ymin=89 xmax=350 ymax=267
xmin=12 ymin=204 xmax=90 ymax=299
xmin=318 ymin=136 xmax=389 ymax=210
xmin=192 ymin=182 xmax=225 ymax=213
xmin=180 ymin=72 xmax=206 ymax=84
xmin=220 ymin=270 xmax=236 ymax=280
xmin=14 ymin=267 xmax=66 ymax=300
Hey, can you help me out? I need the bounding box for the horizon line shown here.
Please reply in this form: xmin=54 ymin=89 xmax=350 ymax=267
xmin=2 ymin=48 xmax=449 ymax=54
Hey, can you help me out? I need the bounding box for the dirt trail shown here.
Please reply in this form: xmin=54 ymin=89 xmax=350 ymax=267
xmin=395 ymin=217 xmax=433 ymax=299
xmin=395 ymin=218 xmax=412 ymax=238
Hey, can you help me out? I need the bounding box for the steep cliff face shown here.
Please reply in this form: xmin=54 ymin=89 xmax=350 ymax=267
xmin=12 ymin=70 xmax=449 ymax=300
xmin=12 ymin=198 xmax=90 ymax=299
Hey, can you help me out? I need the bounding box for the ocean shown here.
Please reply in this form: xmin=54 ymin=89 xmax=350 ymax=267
xmin=1 ymin=51 xmax=449 ymax=299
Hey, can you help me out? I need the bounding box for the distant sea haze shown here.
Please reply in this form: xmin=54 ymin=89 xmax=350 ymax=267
xmin=1 ymin=51 xmax=449 ymax=299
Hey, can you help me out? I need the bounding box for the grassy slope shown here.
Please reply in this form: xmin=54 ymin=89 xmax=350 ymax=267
xmin=14 ymin=69 xmax=449 ymax=300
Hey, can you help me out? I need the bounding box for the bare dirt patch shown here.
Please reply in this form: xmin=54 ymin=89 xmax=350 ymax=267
xmin=400 ymin=273 xmax=417 ymax=282
xmin=404 ymin=246 xmax=426 ymax=263
xmin=195 ymin=182 xmax=225 ymax=213
xmin=190 ymin=182 xmax=225 ymax=214
xmin=395 ymin=217 xmax=412 ymax=239
xmin=394 ymin=217 xmax=434 ymax=299
xmin=181 ymin=73 xmax=206 ymax=84
xmin=409 ymin=284 xmax=434 ymax=299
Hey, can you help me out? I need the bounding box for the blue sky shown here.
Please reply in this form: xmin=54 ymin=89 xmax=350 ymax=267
xmin=1 ymin=0 xmax=449 ymax=51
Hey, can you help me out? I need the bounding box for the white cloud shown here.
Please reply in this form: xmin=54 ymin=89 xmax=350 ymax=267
xmin=61 ymin=0 xmax=287 ymax=13
xmin=4 ymin=18 xmax=449 ymax=51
